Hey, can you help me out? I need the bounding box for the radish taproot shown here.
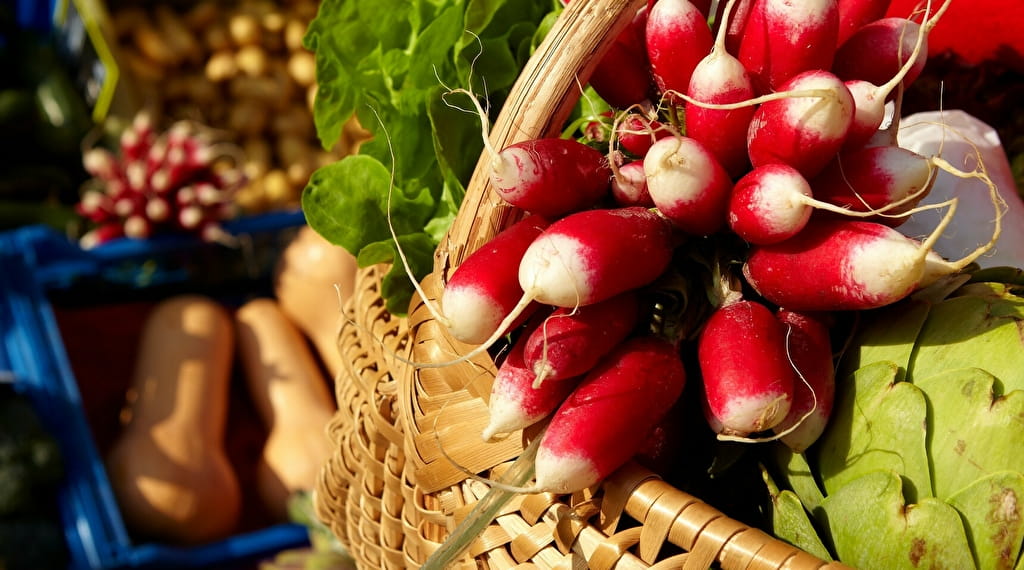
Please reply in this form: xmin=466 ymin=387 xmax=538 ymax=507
xmin=644 ymin=135 xmax=734 ymax=236
xmin=746 ymin=69 xmax=855 ymax=179
xmin=737 ymin=0 xmax=840 ymax=93
xmin=523 ymin=291 xmax=641 ymax=385
xmin=772 ymin=309 xmax=836 ymax=453
xmin=440 ymin=214 xmax=550 ymax=344
xmin=698 ymin=299 xmax=795 ymax=436
xmin=481 ymin=322 xmax=583 ymax=442
xmin=531 ymin=335 xmax=687 ymax=493
xmin=646 ymin=0 xmax=714 ymax=103
xmin=685 ymin=0 xmax=757 ymax=177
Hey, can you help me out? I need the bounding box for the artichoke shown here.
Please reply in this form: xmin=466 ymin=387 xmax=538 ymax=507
xmin=765 ymin=267 xmax=1024 ymax=570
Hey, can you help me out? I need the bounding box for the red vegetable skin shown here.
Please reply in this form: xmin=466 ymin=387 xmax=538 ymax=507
xmin=685 ymin=0 xmax=757 ymax=178
xmin=832 ymin=17 xmax=927 ymax=89
xmin=644 ymin=136 xmax=733 ymax=236
xmin=523 ymin=291 xmax=641 ymax=383
xmin=746 ymin=69 xmax=855 ymax=179
xmin=645 ymin=0 xmax=714 ymax=103
xmin=698 ymin=300 xmax=794 ymax=436
xmin=737 ymin=0 xmax=840 ymax=94
xmin=810 ymin=144 xmax=934 ymax=227
xmin=518 ymin=207 xmax=675 ymax=308
xmin=481 ymin=324 xmax=582 ymax=442
xmin=489 ymin=138 xmax=611 ymax=218
xmin=727 ymin=163 xmax=815 ymax=245
xmin=773 ymin=309 xmax=836 ymax=453
xmin=742 ymin=218 xmax=955 ymax=311
xmin=610 ymin=161 xmax=654 ymax=207
xmin=533 ymin=336 xmax=686 ymax=493
xmin=588 ymin=5 xmax=653 ymax=108
xmin=837 ymin=0 xmax=892 ymax=46
xmin=441 ymin=214 xmax=550 ymax=344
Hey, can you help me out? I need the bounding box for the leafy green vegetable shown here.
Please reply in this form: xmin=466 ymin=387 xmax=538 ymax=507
xmin=302 ymin=0 xmax=557 ymax=314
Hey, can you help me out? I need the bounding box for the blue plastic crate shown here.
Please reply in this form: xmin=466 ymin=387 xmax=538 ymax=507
xmin=0 ymin=212 xmax=313 ymax=569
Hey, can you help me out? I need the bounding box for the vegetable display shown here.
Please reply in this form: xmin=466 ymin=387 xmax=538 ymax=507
xmin=301 ymin=0 xmax=1024 ymax=567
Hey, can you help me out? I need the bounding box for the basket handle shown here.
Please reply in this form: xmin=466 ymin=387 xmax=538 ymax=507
xmin=433 ymin=0 xmax=646 ymax=280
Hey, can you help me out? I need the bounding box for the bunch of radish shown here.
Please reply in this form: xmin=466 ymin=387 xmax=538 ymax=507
xmin=75 ymin=111 xmax=248 ymax=248
xmin=416 ymin=0 xmax=1006 ymax=496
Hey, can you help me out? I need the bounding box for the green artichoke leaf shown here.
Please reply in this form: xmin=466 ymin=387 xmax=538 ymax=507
xmin=820 ymin=470 xmax=975 ymax=570
xmin=839 ymin=298 xmax=931 ymax=383
xmin=817 ymin=361 xmax=932 ymax=502
xmin=761 ymin=465 xmax=834 ymax=561
xmin=945 ymin=471 xmax=1024 ymax=570
xmin=908 ymin=282 xmax=1024 ymax=393
xmin=771 ymin=443 xmax=825 ymax=513
xmin=914 ymin=367 xmax=1024 ymax=500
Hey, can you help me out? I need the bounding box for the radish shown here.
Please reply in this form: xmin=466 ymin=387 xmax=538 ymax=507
xmin=772 ymin=309 xmax=836 ymax=453
xmin=837 ymin=0 xmax=892 ymax=46
xmin=698 ymin=299 xmax=795 ymax=436
xmin=685 ymin=0 xmax=757 ymax=178
xmin=487 ymin=137 xmax=612 ymax=218
xmin=588 ymin=4 xmax=653 ymax=109
xmin=840 ymin=0 xmax=947 ymax=149
xmin=741 ymin=206 xmax=999 ymax=312
xmin=531 ymin=335 xmax=687 ymax=493
xmin=615 ymin=113 xmax=672 ymax=158
xmin=737 ymin=0 xmax=840 ymax=93
xmin=481 ymin=323 xmax=583 ymax=442
xmin=448 ymin=90 xmax=612 ymax=218
xmin=517 ymin=207 xmax=675 ymax=308
xmin=610 ymin=161 xmax=654 ymax=207
xmin=427 ymin=207 xmax=676 ymax=366
xmin=645 ymin=0 xmax=714 ymax=104
xmin=644 ymin=136 xmax=733 ymax=236
xmin=440 ymin=214 xmax=550 ymax=344
xmin=831 ymin=9 xmax=942 ymax=90
xmin=809 ymin=144 xmax=936 ymax=226
xmin=523 ymin=291 xmax=640 ymax=385
xmin=746 ymin=69 xmax=856 ymax=179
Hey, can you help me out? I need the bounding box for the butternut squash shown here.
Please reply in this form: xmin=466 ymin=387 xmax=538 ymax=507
xmin=235 ymin=297 xmax=336 ymax=521
xmin=106 ymin=295 xmax=241 ymax=544
xmin=272 ymin=225 xmax=358 ymax=379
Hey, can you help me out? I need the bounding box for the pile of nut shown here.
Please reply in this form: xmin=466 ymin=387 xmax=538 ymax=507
xmin=110 ymin=0 xmax=369 ymax=214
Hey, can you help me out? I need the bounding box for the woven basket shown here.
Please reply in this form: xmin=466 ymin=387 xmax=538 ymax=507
xmin=314 ymin=1 xmax=851 ymax=567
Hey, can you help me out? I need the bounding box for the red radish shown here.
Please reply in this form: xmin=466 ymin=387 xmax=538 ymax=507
xmin=737 ymin=0 xmax=839 ymax=93
xmin=481 ymin=324 xmax=582 ymax=442
xmin=810 ymin=144 xmax=936 ymax=226
xmin=741 ymin=211 xmax=996 ymax=312
xmin=518 ymin=207 xmax=675 ymax=308
xmin=615 ymin=113 xmax=672 ymax=158
xmin=698 ymin=299 xmax=795 ymax=436
xmin=523 ymin=291 xmax=640 ymax=385
xmin=746 ymin=69 xmax=855 ymax=179
xmin=428 ymin=207 xmax=675 ymax=366
xmin=588 ymin=5 xmax=653 ymax=108
xmin=440 ymin=214 xmax=550 ymax=344
xmin=685 ymin=0 xmax=757 ymax=178
xmin=488 ymin=137 xmax=612 ymax=217
xmin=531 ymin=336 xmax=686 ymax=493
xmin=714 ymin=0 xmax=755 ymax=57
xmin=727 ymin=164 xmax=816 ymax=245
xmin=837 ymin=0 xmax=892 ymax=46
xmin=610 ymin=161 xmax=654 ymax=207
xmin=80 ymin=222 xmax=125 ymax=249
xmin=832 ymin=16 xmax=931 ymax=90
xmin=772 ymin=309 xmax=836 ymax=453
xmin=645 ymin=0 xmax=714 ymax=103
xmin=644 ymin=136 xmax=733 ymax=236
xmin=840 ymin=0 xmax=946 ymax=149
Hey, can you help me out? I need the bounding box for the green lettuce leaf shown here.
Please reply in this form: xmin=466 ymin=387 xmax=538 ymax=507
xmin=302 ymin=0 xmax=556 ymax=313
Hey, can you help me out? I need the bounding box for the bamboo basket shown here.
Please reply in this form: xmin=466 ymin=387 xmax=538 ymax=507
xmin=314 ymin=0 xmax=852 ymax=567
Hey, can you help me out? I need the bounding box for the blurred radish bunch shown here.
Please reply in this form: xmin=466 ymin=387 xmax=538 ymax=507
xmin=75 ymin=112 xmax=247 ymax=248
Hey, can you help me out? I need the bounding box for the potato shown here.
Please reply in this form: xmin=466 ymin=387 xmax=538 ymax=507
xmin=284 ymin=18 xmax=307 ymax=52
xmin=236 ymin=45 xmax=269 ymax=76
xmin=204 ymin=23 xmax=232 ymax=53
xmin=205 ymin=51 xmax=238 ymax=82
xmin=228 ymin=100 xmax=270 ymax=137
xmin=286 ymin=50 xmax=316 ymax=87
xmin=228 ymin=13 xmax=262 ymax=46
xmin=184 ymin=1 xmax=220 ymax=31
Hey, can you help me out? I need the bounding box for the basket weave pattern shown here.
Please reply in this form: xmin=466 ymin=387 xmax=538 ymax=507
xmin=314 ymin=0 xmax=853 ymax=567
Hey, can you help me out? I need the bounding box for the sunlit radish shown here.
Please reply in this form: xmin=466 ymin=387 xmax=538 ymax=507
xmin=644 ymin=136 xmax=733 ymax=236
xmin=737 ymin=0 xmax=839 ymax=93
